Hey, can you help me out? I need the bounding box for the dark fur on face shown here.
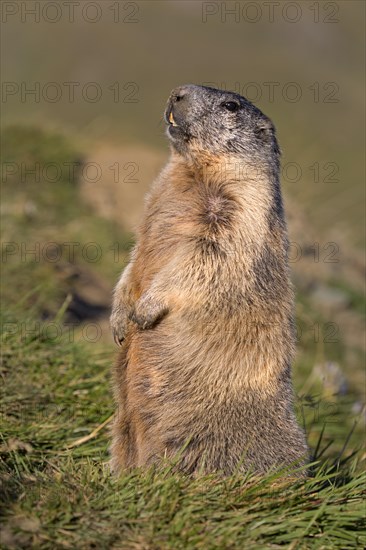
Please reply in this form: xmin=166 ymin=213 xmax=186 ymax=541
xmin=165 ymin=84 xmax=280 ymax=172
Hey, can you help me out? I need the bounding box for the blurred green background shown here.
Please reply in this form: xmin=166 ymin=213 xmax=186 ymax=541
xmin=2 ymin=0 xmax=365 ymax=245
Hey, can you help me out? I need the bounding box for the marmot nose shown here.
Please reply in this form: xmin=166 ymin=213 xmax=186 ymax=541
xmin=169 ymin=86 xmax=191 ymax=124
xmin=166 ymin=85 xmax=197 ymax=127
xmin=171 ymin=86 xmax=190 ymax=103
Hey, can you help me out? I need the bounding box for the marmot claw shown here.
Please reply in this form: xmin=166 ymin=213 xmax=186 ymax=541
xmin=129 ymin=295 xmax=168 ymax=330
xmin=110 ymin=310 xmax=128 ymax=346
xmin=112 ymin=328 xmax=124 ymax=346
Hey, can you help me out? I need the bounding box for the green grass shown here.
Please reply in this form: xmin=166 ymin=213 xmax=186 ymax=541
xmin=1 ymin=305 xmax=365 ymax=550
xmin=1 ymin=126 xmax=365 ymax=549
xmin=1 ymin=125 xmax=129 ymax=317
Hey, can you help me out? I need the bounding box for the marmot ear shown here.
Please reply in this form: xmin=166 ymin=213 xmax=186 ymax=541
xmin=254 ymin=118 xmax=274 ymax=143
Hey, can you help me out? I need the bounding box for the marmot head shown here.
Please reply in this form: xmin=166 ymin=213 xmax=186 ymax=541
xmin=165 ymin=85 xmax=280 ymax=171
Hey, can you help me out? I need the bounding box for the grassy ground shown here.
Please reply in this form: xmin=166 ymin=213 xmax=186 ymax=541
xmin=1 ymin=301 xmax=365 ymax=550
xmin=1 ymin=127 xmax=365 ymax=548
xmin=1 ymin=305 xmax=365 ymax=549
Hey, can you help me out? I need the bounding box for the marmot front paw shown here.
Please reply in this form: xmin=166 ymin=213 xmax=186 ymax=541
xmin=110 ymin=309 xmax=129 ymax=346
xmin=129 ymin=294 xmax=168 ymax=330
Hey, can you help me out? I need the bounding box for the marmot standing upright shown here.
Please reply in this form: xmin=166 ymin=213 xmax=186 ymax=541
xmin=110 ymin=85 xmax=308 ymax=476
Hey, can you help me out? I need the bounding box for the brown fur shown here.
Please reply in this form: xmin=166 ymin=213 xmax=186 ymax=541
xmin=110 ymin=85 xmax=308 ymax=476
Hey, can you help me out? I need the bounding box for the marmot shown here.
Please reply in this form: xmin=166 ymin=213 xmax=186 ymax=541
xmin=110 ymin=85 xmax=308 ymax=476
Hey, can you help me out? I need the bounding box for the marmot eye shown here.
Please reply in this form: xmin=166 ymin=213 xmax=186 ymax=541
xmin=222 ymin=101 xmax=240 ymax=112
